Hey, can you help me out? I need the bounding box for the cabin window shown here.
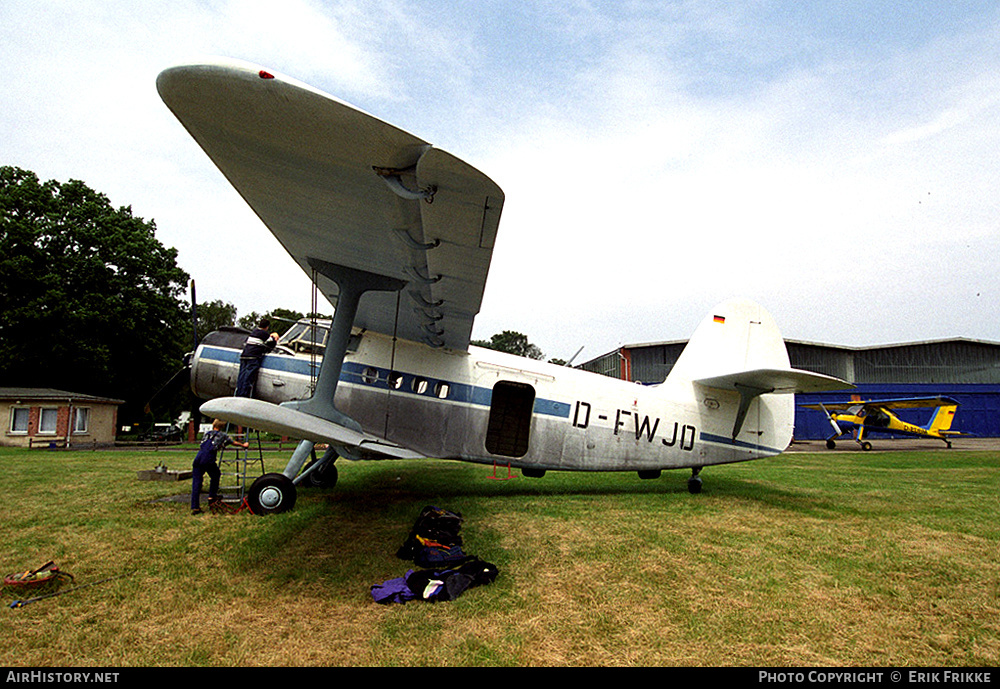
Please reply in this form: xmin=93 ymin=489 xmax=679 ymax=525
xmin=867 ymin=408 xmax=891 ymax=428
xmin=435 ymin=382 xmax=450 ymax=399
xmin=389 ymin=372 xmax=404 ymax=390
xmin=485 ymin=381 xmax=535 ymax=458
xmin=362 ymin=367 xmax=379 ymax=385
xmin=412 ymin=378 xmax=429 ymax=395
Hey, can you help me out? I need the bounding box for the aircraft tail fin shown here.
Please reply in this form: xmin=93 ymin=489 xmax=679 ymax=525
xmin=926 ymin=402 xmax=959 ymax=434
xmin=665 ymin=299 xmax=850 ymax=440
xmin=666 ymin=299 xmax=790 ymax=385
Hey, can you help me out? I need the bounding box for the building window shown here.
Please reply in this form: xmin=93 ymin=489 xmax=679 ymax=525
xmin=9 ymin=408 xmax=29 ymax=434
xmin=73 ymin=408 xmax=90 ymax=434
xmin=39 ymin=408 xmax=59 ymax=435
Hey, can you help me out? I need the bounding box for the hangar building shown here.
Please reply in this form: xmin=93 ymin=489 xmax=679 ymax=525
xmin=578 ymin=338 xmax=1000 ymax=440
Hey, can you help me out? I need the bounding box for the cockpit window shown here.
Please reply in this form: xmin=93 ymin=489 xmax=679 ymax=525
xmin=278 ymin=319 xmax=332 ymax=354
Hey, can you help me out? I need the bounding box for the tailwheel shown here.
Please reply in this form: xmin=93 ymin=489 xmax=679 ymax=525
xmin=861 ymin=441 xmax=872 ymax=451
xmin=247 ymin=473 xmax=297 ymax=515
xmin=826 ymin=439 xmax=837 ymax=450
xmin=687 ymin=468 xmax=703 ymax=494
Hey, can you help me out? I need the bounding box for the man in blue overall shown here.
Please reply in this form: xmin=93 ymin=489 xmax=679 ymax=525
xmin=235 ymin=318 xmax=278 ymax=397
xmin=190 ymin=419 xmax=249 ymax=514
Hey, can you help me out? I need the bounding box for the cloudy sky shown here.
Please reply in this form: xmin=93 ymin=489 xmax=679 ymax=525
xmin=3 ymin=1 xmax=999 ymax=363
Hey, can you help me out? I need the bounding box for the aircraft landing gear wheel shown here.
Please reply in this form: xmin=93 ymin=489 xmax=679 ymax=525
xmin=861 ymin=441 xmax=872 ymax=452
xmin=826 ymin=439 xmax=836 ymax=450
xmin=247 ymin=473 xmax=297 ymax=515
xmin=305 ymin=458 xmax=339 ymax=488
xmin=687 ymin=468 xmax=703 ymax=494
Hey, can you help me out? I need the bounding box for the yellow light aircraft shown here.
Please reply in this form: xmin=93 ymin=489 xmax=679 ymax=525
xmin=803 ymin=396 xmax=963 ymax=450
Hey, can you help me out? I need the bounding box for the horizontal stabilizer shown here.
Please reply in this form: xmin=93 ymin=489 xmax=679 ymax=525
xmin=695 ymin=368 xmax=851 ymax=396
xmin=695 ymin=368 xmax=852 ymax=440
xmin=200 ymin=397 xmax=423 ymax=459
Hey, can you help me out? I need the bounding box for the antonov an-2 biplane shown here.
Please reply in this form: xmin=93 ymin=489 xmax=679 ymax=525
xmin=802 ymin=396 xmax=963 ymax=451
xmin=157 ymin=58 xmax=850 ymax=513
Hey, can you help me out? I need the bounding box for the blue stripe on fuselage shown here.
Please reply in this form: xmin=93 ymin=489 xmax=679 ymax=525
xmin=198 ymin=346 xmax=571 ymax=419
xmin=698 ymin=431 xmax=785 ymax=455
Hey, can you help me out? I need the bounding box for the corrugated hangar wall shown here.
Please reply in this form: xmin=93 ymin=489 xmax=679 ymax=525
xmin=578 ymin=338 xmax=1000 ymax=439
xmin=789 ymin=339 xmax=1000 ymax=440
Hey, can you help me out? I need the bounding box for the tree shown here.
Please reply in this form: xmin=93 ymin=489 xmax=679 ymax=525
xmin=0 ymin=166 xmax=191 ymax=423
xmin=237 ymin=311 xmax=262 ymax=332
xmin=267 ymin=307 xmax=309 ymax=336
xmin=197 ymin=299 xmax=238 ymax=342
xmin=472 ymin=330 xmax=545 ymax=360
xmin=237 ymin=307 xmax=298 ymax=336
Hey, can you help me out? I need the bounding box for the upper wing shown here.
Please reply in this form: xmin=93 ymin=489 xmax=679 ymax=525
xmin=802 ymin=396 xmax=960 ymax=412
xmin=799 ymin=403 xmax=857 ymax=412
xmin=866 ymin=396 xmax=960 ymax=409
xmin=157 ymin=58 xmax=504 ymax=351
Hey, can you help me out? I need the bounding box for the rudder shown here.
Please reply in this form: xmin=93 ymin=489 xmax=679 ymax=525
xmin=927 ymin=404 xmax=958 ymax=433
xmin=665 ymin=298 xmax=790 ymax=386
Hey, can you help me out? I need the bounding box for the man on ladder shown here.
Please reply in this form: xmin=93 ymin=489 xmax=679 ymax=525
xmin=235 ymin=318 xmax=279 ymax=398
xmin=191 ymin=419 xmax=249 ymax=515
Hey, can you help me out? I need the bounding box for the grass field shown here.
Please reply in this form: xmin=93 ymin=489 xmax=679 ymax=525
xmin=0 ymin=444 xmax=997 ymax=667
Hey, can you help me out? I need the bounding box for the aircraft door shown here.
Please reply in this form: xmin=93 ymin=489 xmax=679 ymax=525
xmin=865 ymin=407 xmax=891 ymax=428
xmin=485 ymin=380 xmax=535 ymax=458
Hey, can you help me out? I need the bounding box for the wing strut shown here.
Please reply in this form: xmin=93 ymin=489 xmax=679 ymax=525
xmin=732 ymin=383 xmax=773 ymax=440
xmin=277 ymin=258 xmax=406 ymax=479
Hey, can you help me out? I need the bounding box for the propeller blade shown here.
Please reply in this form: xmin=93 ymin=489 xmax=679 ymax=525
xmin=144 ymin=364 xmax=191 ymax=416
xmin=190 ymin=279 xmax=199 ymax=349
xmin=819 ymin=403 xmax=843 ymax=436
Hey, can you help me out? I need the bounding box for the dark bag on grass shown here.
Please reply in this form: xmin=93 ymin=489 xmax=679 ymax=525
xmin=413 ymin=542 xmax=467 ymax=568
xmin=405 ymin=557 xmax=500 ymax=602
xmin=396 ymin=505 xmax=464 ymax=561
